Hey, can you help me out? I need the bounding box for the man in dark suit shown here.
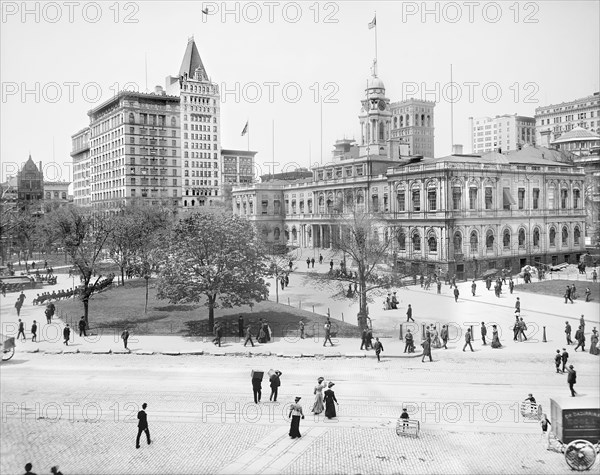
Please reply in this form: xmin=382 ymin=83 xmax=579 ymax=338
xmin=404 ymin=330 xmax=414 ymax=353
xmin=574 ymin=326 xmax=585 ymax=352
xmin=561 ymin=348 xmax=569 ymax=373
xmin=269 ymin=371 xmax=281 ymax=402
xmin=136 ymin=403 xmax=151 ymax=448
xmin=480 ymin=322 xmax=487 ymax=345
xmin=567 ymin=365 xmax=577 ymax=396
xmin=252 ymin=377 xmax=262 ymax=404
xmin=565 ymin=321 xmax=573 ymax=345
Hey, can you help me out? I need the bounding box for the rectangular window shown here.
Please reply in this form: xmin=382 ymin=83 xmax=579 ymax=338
xmin=549 ymin=188 xmax=555 ymax=209
xmin=502 ymin=187 xmax=512 ymax=210
xmin=412 ymin=190 xmax=420 ymax=211
xmin=397 ymin=192 xmax=405 ymax=211
xmin=573 ymin=189 xmax=580 ymax=208
xmin=485 ymin=187 xmax=493 ymax=210
xmin=452 ymin=187 xmax=461 ymax=210
xmin=274 ymin=200 xmax=281 ymax=214
xmin=518 ymin=188 xmax=525 ymax=210
xmin=533 ymin=188 xmax=539 ymax=209
xmin=261 ymin=200 xmax=268 ymax=215
xmin=469 ymin=188 xmax=478 ymax=210
xmin=561 ymin=189 xmax=568 ymax=209
xmin=428 ymin=190 xmax=436 ymax=211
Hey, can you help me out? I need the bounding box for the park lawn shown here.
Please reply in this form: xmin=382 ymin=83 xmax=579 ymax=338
xmin=514 ymin=279 xmax=600 ymax=300
xmin=54 ymin=277 xmax=360 ymax=338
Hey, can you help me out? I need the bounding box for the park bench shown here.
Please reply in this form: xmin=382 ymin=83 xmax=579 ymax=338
xmin=396 ymin=419 xmax=420 ymax=438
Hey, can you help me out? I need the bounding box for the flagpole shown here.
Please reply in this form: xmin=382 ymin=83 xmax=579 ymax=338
xmin=374 ymin=12 xmax=378 ymax=72
xmin=450 ymin=64 xmax=454 ymax=151
xmin=247 ymin=118 xmax=250 ymax=151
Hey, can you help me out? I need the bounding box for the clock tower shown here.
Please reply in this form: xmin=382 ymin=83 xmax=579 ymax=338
xmin=359 ymin=61 xmax=392 ymax=157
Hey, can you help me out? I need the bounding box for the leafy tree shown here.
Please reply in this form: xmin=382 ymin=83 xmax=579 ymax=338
xmin=107 ymin=203 xmax=172 ymax=286
xmin=306 ymin=200 xmax=405 ymax=329
xmin=43 ymin=207 xmax=112 ymax=327
xmin=156 ymin=211 xmax=270 ymax=330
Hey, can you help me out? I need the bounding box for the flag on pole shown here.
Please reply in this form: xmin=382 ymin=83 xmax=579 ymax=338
xmin=368 ymin=15 xmax=376 ymax=29
xmin=241 ymin=121 xmax=249 ymax=136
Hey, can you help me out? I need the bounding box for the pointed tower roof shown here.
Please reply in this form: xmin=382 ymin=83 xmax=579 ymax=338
xmin=178 ymin=37 xmax=207 ymax=79
xmin=23 ymin=154 xmax=39 ymax=171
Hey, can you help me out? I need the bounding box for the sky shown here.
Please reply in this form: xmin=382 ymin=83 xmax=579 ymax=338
xmin=1 ymin=0 xmax=599 ymax=185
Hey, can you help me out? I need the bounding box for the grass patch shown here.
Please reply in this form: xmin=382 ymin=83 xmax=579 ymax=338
xmin=55 ymin=277 xmax=360 ymax=338
xmin=514 ymin=279 xmax=599 ymax=300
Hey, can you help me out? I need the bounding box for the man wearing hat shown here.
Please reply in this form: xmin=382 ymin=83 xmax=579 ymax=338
xmin=288 ymin=397 xmax=304 ymax=439
xmin=561 ymin=348 xmax=569 ymax=372
xmin=567 ymin=365 xmax=577 ymax=396
xmin=269 ymin=371 xmax=282 ymax=402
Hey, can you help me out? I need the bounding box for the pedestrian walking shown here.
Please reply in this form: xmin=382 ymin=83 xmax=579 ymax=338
xmin=31 ymin=320 xmax=37 ymax=342
xmin=311 ymin=257 xmax=315 ymax=268
xmin=421 ymin=337 xmax=432 ymax=362
xmin=515 ymin=297 xmax=521 ymax=314
xmin=585 ymin=287 xmax=591 ymax=302
xmin=540 ymin=414 xmax=551 ymax=449
xmin=121 ymin=329 xmax=130 ymax=350
xmin=63 ymin=324 xmax=70 ymax=345
xmin=78 ymin=316 xmax=87 ymax=337
xmin=23 ymin=463 xmax=36 ymax=475
xmin=572 ymin=284 xmax=577 ymax=300
xmin=565 ymin=321 xmax=573 ymax=345
xmin=561 ymin=348 xmax=569 ymax=372
xmin=323 ymin=322 xmax=333 ymax=347
xmin=212 ymin=322 xmax=222 ymax=347
xmin=462 ymin=328 xmax=474 ymax=352
xmin=593 ymin=269 xmax=598 ymax=282
xmin=299 ymin=321 xmax=305 ymax=339
xmin=440 ymin=325 xmax=449 ymax=349
xmin=243 ymin=325 xmax=255 ymax=347
xmin=135 ymin=403 xmax=151 ymax=448
xmin=252 ymin=376 xmax=262 ymax=404
xmin=579 ymin=315 xmax=585 ymax=332
xmin=288 ymin=397 xmax=304 ymax=439
xmin=518 ymin=318 xmax=528 ymax=341
xmin=360 ymin=328 xmax=369 ymax=350
xmin=406 ymin=304 xmax=414 ymax=322
xmin=567 ymin=365 xmax=577 ymax=397
xmin=509 ymin=278 xmax=514 ymax=294
xmin=453 ymin=287 xmax=459 ymax=302
xmin=373 ymin=337 xmax=384 ymax=362
xmin=513 ymin=316 xmax=520 ymax=341
xmin=404 ymin=329 xmax=415 ymax=353
xmin=269 ymin=371 xmax=282 ymax=402
xmin=480 ymin=322 xmax=487 ymax=345
xmin=18 ymin=290 xmax=26 ymax=305
xmin=324 ymin=382 xmax=338 ymax=419
xmin=554 ymin=349 xmax=562 ymax=373
xmin=15 ymin=299 xmax=23 ymax=317
xmin=574 ymin=326 xmax=585 ymax=352
xmin=16 ymin=319 xmax=26 ymax=341
xmin=590 ymin=329 xmax=599 ymax=355
xmin=564 ymin=285 xmax=573 ymax=304
xmin=491 ymin=325 xmax=502 ymax=348
xmin=306 ymin=257 xmax=310 ymax=269
xmin=312 ymin=377 xmax=326 ymax=414
xmin=471 ymin=280 xmax=476 ymax=296
xmin=238 ymin=316 xmax=244 ymax=338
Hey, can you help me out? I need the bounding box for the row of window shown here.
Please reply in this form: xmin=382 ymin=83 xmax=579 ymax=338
xmin=45 ymin=191 xmax=68 ymax=199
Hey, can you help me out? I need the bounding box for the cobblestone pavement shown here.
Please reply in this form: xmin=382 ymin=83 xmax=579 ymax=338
xmin=2 ymin=354 xmax=598 ymax=474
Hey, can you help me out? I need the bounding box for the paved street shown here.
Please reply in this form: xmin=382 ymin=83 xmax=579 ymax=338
xmin=1 ymin=264 xmax=599 ymax=474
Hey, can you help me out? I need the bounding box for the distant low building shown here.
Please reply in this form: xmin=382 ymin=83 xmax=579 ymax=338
xmin=43 ymin=181 xmax=72 ymax=212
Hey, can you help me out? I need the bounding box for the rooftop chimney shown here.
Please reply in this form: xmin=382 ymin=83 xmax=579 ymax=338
xmin=452 ymin=144 xmax=463 ymax=155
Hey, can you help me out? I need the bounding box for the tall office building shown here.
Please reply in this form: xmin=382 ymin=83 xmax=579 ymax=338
xmin=71 ymin=127 xmax=91 ymax=207
xmin=535 ymin=92 xmax=600 ymax=147
xmin=87 ymin=89 xmax=181 ymax=212
xmin=389 ymin=99 xmax=435 ymax=157
xmin=469 ymin=114 xmax=535 ymax=154
xmin=166 ymin=37 xmax=222 ymax=209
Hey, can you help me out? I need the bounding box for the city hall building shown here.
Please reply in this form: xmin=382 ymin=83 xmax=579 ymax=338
xmin=232 ymin=73 xmax=587 ymax=279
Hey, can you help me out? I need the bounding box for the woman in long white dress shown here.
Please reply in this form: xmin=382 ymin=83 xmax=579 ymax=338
xmin=311 ymin=377 xmax=326 ymax=414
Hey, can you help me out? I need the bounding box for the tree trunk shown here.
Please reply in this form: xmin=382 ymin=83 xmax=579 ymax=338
xmin=121 ymin=266 xmax=125 ymax=286
xmin=83 ymin=298 xmax=89 ymax=329
xmin=144 ymin=276 xmax=149 ymax=314
xmin=207 ymin=294 xmax=215 ymax=331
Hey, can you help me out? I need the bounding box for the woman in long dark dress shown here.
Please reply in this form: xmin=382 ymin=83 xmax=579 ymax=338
xmin=288 ymin=397 xmax=304 ymax=439
xmin=491 ymin=325 xmax=502 ymax=348
xmin=324 ymin=382 xmax=338 ymax=419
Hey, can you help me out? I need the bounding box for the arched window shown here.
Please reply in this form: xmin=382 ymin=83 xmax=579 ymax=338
xmin=398 ymin=232 xmax=406 ymax=251
xmin=412 ymin=232 xmax=421 ymax=251
xmin=470 ymin=231 xmax=478 ymax=252
xmin=284 ymin=229 xmax=290 ymax=241
xmin=503 ymin=229 xmax=511 ymax=249
xmin=291 ymin=228 xmax=297 ymax=241
xmin=562 ymin=227 xmax=568 ymax=246
xmin=518 ymin=229 xmax=526 ymax=247
xmin=356 ymin=193 xmax=364 ymax=204
xmin=453 ymin=232 xmax=462 ymax=253
xmin=274 ymin=228 xmax=280 ymax=240
xmin=550 ymin=227 xmax=556 ymax=246
xmin=486 ymin=230 xmax=495 ymax=250
xmin=533 ymin=228 xmax=540 ymax=247
xmin=574 ymin=227 xmax=581 ymax=245
xmin=428 ymin=235 xmax=437 ymax=252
